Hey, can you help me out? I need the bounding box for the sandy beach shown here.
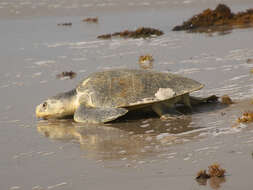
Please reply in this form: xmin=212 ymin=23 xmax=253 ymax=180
xmin=1 ymin=0 xmax=253 ymax=189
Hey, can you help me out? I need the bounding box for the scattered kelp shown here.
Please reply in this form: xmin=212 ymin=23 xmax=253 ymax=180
xmin=221 ymin=95 xmax=233 ymax=105
xmin=138 ymin=54 xmax=154 ymax=70
xmin=57 ymin=22 xmax=72 ymax=26
xmin=237 ymin=111 xmax=253 ymax=123
xmin=173 ymin=4 xmax=253 ymax=33
xmin=196 ymin=163 xmax=226 ymax=184
xmin=82 ymin=17 xmax=98 ymax=23
xmin=246 ymin=58 xmax=253 ymax=64
xmin=196 ymin=170 xmax=211 ymax=180
xmin=208 ymin=164 xmax=226 ymax=177
xmin=97 ymin=27 xmax=164 ymax=39
xmin=56 ymin=71 xmax=76 ymax=79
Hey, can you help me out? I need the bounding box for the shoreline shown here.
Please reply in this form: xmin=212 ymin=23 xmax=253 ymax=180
xmin=1 ymin=0 xmax=253 ymax=19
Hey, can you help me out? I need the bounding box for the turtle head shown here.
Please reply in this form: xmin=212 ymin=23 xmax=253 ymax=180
xmin=36 ymin=98 xmax=67 ymax=119
xmin=36 ymin=89 xmax=78 ymax=119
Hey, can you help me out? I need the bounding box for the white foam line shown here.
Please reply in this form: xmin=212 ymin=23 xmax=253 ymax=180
xmin=46 ymin=40 xmax=105 ymax=48
xmin=48 ymin=182 xmax=67 ymax=189
xmin=244 ymin=139 xmax=253 ymax=144
xmin=229 ymin=49 xmax=245 ymax=53
xmin=175 ymin=68 xmax=201 ymax=74
xmin=175 ymin=126 xmax=217 ymax=136
xmin=229 ymin=74 xmax=248 ymax=81
xmin=180 ymin=59 xmax=202 ymax=64
xmin=34 ymin=60 xmax=55 ymax=66
xmin=70 ymin=45 xmax=99 ymax=49
xmin=119 ymin=51 xmax=137 ymax=56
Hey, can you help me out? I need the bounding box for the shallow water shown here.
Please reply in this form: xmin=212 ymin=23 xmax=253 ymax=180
xmin=1 ymin=0 xmax=253 ymax=189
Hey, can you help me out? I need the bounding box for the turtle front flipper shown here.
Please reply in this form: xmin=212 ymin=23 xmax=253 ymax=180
xmin=74 ymin=104 xmax=128 ymax=123
xmin=189 ymin=95 xmax=218 ymax=105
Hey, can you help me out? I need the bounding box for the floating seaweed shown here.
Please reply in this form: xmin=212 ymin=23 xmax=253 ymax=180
xmin=82 ymin=17 xmax=98 ymax=23
xmin=56 ymin=71 xmax=76 ymax=79
xmin=221 ymin=95 xmax=233 ymax=105
xmin=173 ymin=4 xmax=253 ymax=33
xmin=57 ymin=22 xmax=72 ymax=26
xmin=138 ymin=54 xmax=154 ymax=70
xmin=237 ymin=111 xmax=253 ymax=123
xmin=98 ymin=27 xmax=164 ymax=39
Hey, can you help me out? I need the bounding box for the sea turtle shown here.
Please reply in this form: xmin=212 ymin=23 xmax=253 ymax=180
xmin=36 ymin=69 xmax=216 ymax=123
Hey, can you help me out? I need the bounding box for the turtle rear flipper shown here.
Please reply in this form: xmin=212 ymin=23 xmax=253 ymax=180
xmin=74 ymin=104 xmax=128 ymax=123
xmin=190 ymin=95 xmax=218 ymax=105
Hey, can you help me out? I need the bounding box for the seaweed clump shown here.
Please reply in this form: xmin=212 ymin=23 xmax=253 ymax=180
xmin=196 ymin=170 xmax=210 ymax=180
xmin=173 ymin=4 xmax=253 ymax=33
xmin=98 ymin=27 xmax=164 ymax=39
xmin=208 ymin=164 xmax=226 ymax=177
xmin=247 ymin=58 xmax=253 ymax=64
xmin=221 ymin=95 xmax=233 ymax=105
xmin=196 ymin=163 xmax=226 ymax=179
xmin=237 ymin=111 xmax=253 ymax=123
xmin=82 ymin=17 xmax=98 ymax=23
xmin=56 ymin=71 xmax=76 ymax=79
xmin=196 ymin=163 xmax=226 ymax=186
xmin=138 ymin=54 xmax=154 ymax=70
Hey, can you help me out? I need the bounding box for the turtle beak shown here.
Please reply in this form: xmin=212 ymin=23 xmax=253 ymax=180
xmin=35 ymin=104 xmax=43 ymax=118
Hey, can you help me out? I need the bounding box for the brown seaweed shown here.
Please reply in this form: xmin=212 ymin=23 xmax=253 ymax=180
xmin=82 ymin=17 xmax=98 ymax=23
xmin=246 ymin=58 xmax=253 ymax=64
xmin=138 ymin=54 xmax=154 ymax=70
xmin=208 ymin=164 xmax=226 ymax=177
xmin=221 ymin=95 xmax=233 ymax=105
xmin=56 ymin=71 xmax=76 ymax=79
xmin=98 ymin=27 xmax=164 ymax=39
xmin=237 ymin=111 xmax=253 ymax=123
xmin=196 ymin=170 xmax=211 ymax=180
xmin=196 ymin=163 xmax=226 ymax=179
xmin=173 ymin=4 xmax=253 ymax=33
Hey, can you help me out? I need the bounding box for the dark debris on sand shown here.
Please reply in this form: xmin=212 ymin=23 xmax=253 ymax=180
xmin=173 ymin=4 xmax=253 ymax=33
xmin=57 ymin=22 xmax=72 ymax=26
xmin=97 ymin=27 xmax=164 ymax=39
xmin=196 ymin=170 xmax=211 ymax=180
xmin=56 ymin=71 xmax=76 ymax=79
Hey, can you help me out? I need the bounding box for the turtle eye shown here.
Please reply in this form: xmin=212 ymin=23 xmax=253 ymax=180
xmin=42 ymin=102 xmax=47 ymax=109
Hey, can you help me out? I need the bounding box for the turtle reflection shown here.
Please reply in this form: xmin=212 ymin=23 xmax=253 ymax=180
xmin=37 ymin=117 xmax=200 ymax=160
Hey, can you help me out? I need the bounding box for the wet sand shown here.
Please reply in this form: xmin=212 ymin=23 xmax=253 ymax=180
xmin=1 ymin=0 xmax=253 ymax=189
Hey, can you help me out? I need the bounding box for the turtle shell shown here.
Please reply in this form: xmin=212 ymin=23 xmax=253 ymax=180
xmin=76 ymin=69 xmax=203 ymax=108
